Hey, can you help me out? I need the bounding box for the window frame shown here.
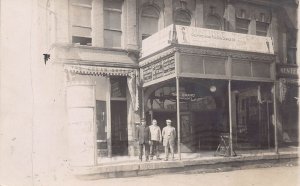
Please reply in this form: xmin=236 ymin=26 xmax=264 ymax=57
xmin=205 ymin=14 xmax=222 ymax=30
xmin=70 ymin=0 xmax=92 ymax=45
xmin=140 ymin=5 xmax=160 ymax=41
xmin=174 ymin=9 xmax=192 ymax=26
xmin=236 ymin=17 xmax=250 ymax=34
xmin=103 ymin=0 xmax=123 ymax=48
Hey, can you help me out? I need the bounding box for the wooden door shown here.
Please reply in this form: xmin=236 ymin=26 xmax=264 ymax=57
xmin=111 ymin=101 xmax=128 ymax=155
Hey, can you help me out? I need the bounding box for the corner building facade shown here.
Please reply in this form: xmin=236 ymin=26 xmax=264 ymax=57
xmin=0 ymin=0 xmax=298 ymax=184
xmin=56 ymin=0 xmax=298 ymax=166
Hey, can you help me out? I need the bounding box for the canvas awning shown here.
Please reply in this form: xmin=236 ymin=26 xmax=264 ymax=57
xmin=64 ymin=64 xmax=140 ymax=111
xmin=64 ymin=65 xmax=137 ymax=77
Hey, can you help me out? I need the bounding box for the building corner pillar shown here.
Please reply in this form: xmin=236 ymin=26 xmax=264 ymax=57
xmin=164 ymin=0 xmax=173 ymax=27
xmin=92 ymin=0 xmax=104 ymax=47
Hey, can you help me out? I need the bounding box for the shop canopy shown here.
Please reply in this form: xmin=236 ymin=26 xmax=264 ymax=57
xmin=64 ymin=64 xmax=137 ymax=77
xmin=140 ymin=24 xmax=276 ymax=88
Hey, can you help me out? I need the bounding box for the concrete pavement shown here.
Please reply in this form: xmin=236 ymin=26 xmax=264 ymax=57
xmin=63 ymin=164 xmax=299 ymax=186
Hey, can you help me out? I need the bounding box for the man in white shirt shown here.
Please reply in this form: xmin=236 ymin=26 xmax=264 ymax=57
xmin=149 ymin=119 xmax=162 ymax=160
xmin=162 ymin=119 xmax=176 ymax=161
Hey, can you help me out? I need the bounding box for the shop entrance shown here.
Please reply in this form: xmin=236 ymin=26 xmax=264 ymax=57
xmin=146 ymin=79 xmax=228 ymax=153
xmin=232 ymin=81 xmax=274 ymax=150
xmin=111 ymin=101 xmax=128 ymax=155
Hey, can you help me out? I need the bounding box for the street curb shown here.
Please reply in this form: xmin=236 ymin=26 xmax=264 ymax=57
xmin=72 ymin=152 xmax=298 ymax=180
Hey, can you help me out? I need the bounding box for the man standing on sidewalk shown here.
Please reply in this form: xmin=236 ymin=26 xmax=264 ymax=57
xmin=136 ymin=118 xmax=151 ymax=162
xmin=162 ymin=119 xmax=176 ymax=161
xmin=149 ymin=119 xmax=162 ymax=160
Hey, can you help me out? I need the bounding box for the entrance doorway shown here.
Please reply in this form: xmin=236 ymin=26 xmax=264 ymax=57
xmin=146 ymin=79 xmax=228 ymax=153
xmin=111 ymin=101 xmax=128 ymax=155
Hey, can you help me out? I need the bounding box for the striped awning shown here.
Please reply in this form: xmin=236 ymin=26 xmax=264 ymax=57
xmin=64 ymin=65 xmax=137 ymax=77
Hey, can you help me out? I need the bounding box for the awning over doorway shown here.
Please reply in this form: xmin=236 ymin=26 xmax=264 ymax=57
xmin=64 ymin=64 xmax=140 ymax=111
xmin=64 ymin=64 xmax=137 ymax=77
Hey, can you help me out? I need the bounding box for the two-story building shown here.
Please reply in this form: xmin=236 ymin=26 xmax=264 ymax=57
xmin=0 ymin=0 xmax=298 ymax=185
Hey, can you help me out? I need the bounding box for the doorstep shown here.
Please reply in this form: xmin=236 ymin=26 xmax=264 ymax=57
xmin=71 ymin=151 xmax=298 ymax=180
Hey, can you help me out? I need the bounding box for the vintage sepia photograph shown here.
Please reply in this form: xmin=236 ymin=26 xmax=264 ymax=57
xmin=0 ymin=0 xmax=299 ymax=185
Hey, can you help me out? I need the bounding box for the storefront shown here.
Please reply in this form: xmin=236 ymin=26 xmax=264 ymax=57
xmin=277 ymin=64 xmax=299 ymax=147
xmin=64 ymin=65 xmax=140 ymax=166
xmin=140 ymin=25 xmax=277 ymax=157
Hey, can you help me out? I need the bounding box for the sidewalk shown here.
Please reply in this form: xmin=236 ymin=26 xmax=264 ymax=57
xmin=72 ymin=148 xmax=299 ymax=179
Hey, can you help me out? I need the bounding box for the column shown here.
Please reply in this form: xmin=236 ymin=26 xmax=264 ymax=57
xmin=164 ymin=0 xmax=173 ymax=27
xmin=195 ymin=0 xmax=204 ymax=27
xmin=225 ymin=0 xmax=236 ymax=31
xmin=142 ymin=88 xmax=145 ymax=119
xmin=92 ymin=0 xmax=104 ymax=47
xmin=249 ymin=17 xmax=256 ymax=35
xmin=54 ymin=0 xmax=70 ymax=43
xmin=126 ymin=0 xmax=138 ymax=50
xmin=282 ymin=32 xmax=288 ymax=64
xmin=273 ymin=82 xmax=279 ymax=154
xmin=270 ymin=8 xmax=279 ymax=60
xmin=107 ymin=77 xmax=112 ymax=158
xmin=228 ymin=80 xmax=233 ymax=156
xmin=67 ymin=81 xmax=97 ymax=166
xmin=176 ymin=77 xmax=181 ymax=160
xmin=231 ymin=91 xmax=238 ymax=148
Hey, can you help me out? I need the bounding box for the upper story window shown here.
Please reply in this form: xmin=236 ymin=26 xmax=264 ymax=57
xmin=236 ymin=9 xmax=250 ymax=34
xmin=236 ymin=18 xmax=250 ymax=34
xmin=287 ymin=29 xmax=297 ymax=64
xmin=256 ymin=22 xmax=268 ymax=36
xmin=70 ymin=0 xmax=92 ymax=45
xmin=141 ymin=5 xmax=160 ymax=40
xmin=206 ymin=15 xmax=222 ymax=30
xmin=104 ymin=0 xmax=123 ymax=48
xmin=256 ymin=13 xmax=269 ymax=36
xmin=260 ymin=13 xmax=265 ymax=22
xmin=206 ymin=7 xmax=222 ymax=30
xmin=174 ymin=9 xmax=191 ymax=26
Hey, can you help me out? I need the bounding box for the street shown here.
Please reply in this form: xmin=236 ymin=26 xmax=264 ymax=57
xmin=65 ymin=165 xmax=299 ymax=186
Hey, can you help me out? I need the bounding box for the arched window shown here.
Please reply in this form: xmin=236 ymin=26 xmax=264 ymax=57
xmin=206 ymin=15 xmax=222 ymax=30
xmin=174 ymin=9 xmax=191 ymax=26
xmin=141 ymin=6 xmax=160 ymax=40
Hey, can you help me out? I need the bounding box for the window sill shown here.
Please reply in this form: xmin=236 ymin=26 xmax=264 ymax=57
xmin=71 ymin=44 xmax=128 ymax=53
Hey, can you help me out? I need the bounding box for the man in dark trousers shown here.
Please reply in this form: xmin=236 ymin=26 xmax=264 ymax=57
xmin=136 ymin=118 xmax=151 ymax=162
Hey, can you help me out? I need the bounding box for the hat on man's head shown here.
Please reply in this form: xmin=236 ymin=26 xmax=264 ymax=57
xmin=140 ymin=118 xmax=146 ymax=122
xmin=166 ymin=119 xmax=172 ymax=123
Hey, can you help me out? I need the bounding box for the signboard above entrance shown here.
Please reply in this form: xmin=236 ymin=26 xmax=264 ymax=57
xmin=277 ymin=64 xmax=300 ymax=78
xmin=176 ymin=25 xmax=274 ymax=54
